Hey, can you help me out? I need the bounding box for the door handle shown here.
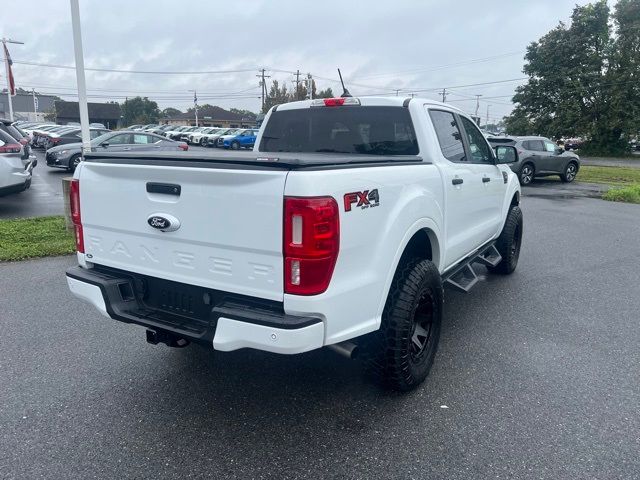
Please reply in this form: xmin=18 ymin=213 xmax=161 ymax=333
xmin=123 ymin=147 xmax=131 ymax=151
xmin=482 ymin=177 xmax=491 ymax=183
xmin=452 ymin=178 xmax=463 ymax=185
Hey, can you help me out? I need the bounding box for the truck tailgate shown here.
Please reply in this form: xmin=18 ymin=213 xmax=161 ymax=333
xmin=78 ymin=162 xmax=287 ymax=301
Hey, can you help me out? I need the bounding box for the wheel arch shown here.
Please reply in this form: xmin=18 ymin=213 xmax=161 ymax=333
xmin=376 ymin=221 xmax=442 ymax=320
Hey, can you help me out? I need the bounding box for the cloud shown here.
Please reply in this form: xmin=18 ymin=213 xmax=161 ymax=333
xmin=2 ymin=0 xmax=597 ymax=118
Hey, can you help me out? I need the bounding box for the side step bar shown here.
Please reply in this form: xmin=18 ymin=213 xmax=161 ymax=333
xmin=443 ymin=243 xmax=501 ymax=293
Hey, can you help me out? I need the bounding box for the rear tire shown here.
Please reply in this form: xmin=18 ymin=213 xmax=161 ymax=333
xmin=560 ymin=162 xmax=578 ymax=183
xmin=487 ymin=205 xmax=523 ymax=275
xmin=362 ymin=258 xmax=443 ymax=391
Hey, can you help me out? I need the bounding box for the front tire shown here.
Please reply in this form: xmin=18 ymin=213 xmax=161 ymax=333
xmin=230 ymin=141 xmax=240 ymax=150
xmin=519 ymin=163 xmax=534 ymax=185
xmin=362 ymin=258 xmax=443 ymax=391
xmin=560 ymin=161 xmax=578 ymax=183
xmin=68 ymin=154 xmax=82 ymax=172
xmin=487 ymin=205 xmax=523 ymax=275
xmin=200 ymin=137 xmax=208 ymax=146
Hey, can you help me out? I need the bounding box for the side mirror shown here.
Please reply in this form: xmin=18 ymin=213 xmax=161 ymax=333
xmin=494 ymin=145 xmax=518 ymax=164
xmin=555 ymin=147 xmax=564 ymax=154
xmin=100 ymin=142 xmax=109 ymax=148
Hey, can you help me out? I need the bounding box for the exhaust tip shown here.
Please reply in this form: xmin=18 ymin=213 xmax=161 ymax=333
xmin=328 ymin=341 xmax=359 ymax=360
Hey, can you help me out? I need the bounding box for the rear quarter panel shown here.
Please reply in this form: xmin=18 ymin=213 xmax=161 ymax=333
xmin=283 ymin=164 xmax=444 ymax=344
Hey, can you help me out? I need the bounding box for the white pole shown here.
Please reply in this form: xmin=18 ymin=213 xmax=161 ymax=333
xmin=195 ymin=90 xmax=198 ymax=127
xmin=32 ymin=88 xmax=37 ymax=118
xmin=2 ymin=40 xmax=14 ymax=122
xmin=69 ymin=0 xmax=91 ymax=154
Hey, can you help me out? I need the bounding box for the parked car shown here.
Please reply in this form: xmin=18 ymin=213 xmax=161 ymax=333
xmin=216 ymin=129 xmax=248 ymax=148
xmin=220 ymin=129 xmax=258 ymax=149
xmin=488 ymin=136 xmax=580 ymax=185
xmin=563 ymin=137 xmax=584 ymax=151
xmin=33 ymin=126 xmax=78 ymax=148
xmin=46 ymin=130 xmax=188 ymax=172
xmin=0 ymin=129 xmax=34 ymax=197
xmin=188 ymin=127 xmax=218 ymax=146
xmin=44 ymin=127 xmax=111 ymax=150
xmin=179 ymin=127 xmax=206 ymax=142
xmin=164 ymin=126 xmax=192 ymax=140
xmin=206 ymin=128 xmax=239 ymax=147
xmin=146 ymin=125 xmax=172 ymax=135
xmin=66 ymin=95 xmax=523 ymax=391
xmin=90 ymin=123 xmax=106 ymax=129
xmin=1 ymin=119 xmax=33 ymax=166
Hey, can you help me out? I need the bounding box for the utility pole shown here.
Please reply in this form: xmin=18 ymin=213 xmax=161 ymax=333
xmin=474 ymin=94 xmax=482 ymax=119
xmin=2 ymin=37 xmax=24 ymax=122
xmin=486 ymin=104 xmax=490 ymax=128
xmin=189 ymin=90 xmax=198 ymax=126
xmin=306 ymin=73 xmax=313 ymax=100
xmin=440 ymin=88 xmax=447 ymax=103
xmin=69 ymin=0 xmax=91 ymax=154
xmin=395 ymin=89 xmax=400 ymax=97
xmin=256 ymin=69 xmax=271 ymax=109
xmin=32 ymin=87 xmax=38 ymax=120
xmin=293 ymin=69 xmax=301 ymax=100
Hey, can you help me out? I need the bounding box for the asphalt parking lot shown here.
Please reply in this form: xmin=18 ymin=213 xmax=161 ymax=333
xmin=1 ymin=148 xmax=635 ymax=220
xmin=1 ymin=195 xmax=639 ymax=479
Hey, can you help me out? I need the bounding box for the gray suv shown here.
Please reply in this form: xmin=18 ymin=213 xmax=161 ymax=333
xmin=488 ymin=136 xmax=580 ymax=185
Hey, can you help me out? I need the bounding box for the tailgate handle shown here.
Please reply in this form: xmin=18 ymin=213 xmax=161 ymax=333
xmin=146 ymin=182 xmax=181 ymax=196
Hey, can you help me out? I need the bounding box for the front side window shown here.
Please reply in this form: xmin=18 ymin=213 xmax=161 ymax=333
xmin=544 ymin=140 xmax=557 ymax=152
xmin=429 ymin=109 xmax=465 ymax=162
xmin=107 ymin=134 xmax=131 ymax=145
xmin=260 ymin=106 xmax=418 ymax=155
xmin=460 ymin=116 xmax=492 ymax=164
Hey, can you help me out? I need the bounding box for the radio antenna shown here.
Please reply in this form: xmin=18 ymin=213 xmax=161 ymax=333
xmin=337 ymin=68 xmax=352 ymax=97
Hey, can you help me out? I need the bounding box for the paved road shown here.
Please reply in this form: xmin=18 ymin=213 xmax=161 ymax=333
xmin=1 ymin=196 xmax=639 ymax=479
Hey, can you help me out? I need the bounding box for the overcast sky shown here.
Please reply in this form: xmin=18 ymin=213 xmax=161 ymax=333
xmin=2 ymin=0 xmax=600 ymax=122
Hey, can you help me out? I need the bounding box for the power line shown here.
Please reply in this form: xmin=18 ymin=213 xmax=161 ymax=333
xmin=12 ymin=59 xmax=259 ymax=75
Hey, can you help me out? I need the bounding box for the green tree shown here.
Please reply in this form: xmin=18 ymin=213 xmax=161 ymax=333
xmin=504 ymin=1 xmax=640 ymax=153
xmin=121 ymin=96 xmax=160 ymax=126
xmin=262 ymin=80 xmax=290 ymax=113
xmin=263 ymin=80 xmax=335 ymax=113
xmin=161 ymin=107 xmax=182 ymax=117
xmin=229 ymin=108 xmax=257 ymax=119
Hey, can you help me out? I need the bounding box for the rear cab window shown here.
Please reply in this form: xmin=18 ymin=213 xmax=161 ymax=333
xmin=259 ymin=106 xmax=419 ymax=155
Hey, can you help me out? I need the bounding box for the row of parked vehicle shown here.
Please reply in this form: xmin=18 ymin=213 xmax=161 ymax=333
xmin=126 ymin=124 xmax=259 ymax=149
xmin=0 ymin=119 xmax=36 ymax=197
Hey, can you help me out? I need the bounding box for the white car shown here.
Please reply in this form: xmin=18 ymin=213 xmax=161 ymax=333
xmin=66 ymin=95 xmax=522 ymax=391
xmin=0 ymin=130 xmax=33 ymax=197
xmin=188 ymin=127 xmax=219 ymax=146
xmin=163 ymin=126 xmax=193 ymax=140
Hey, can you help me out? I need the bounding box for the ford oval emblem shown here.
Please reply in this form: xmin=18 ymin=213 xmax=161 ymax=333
xmin=147 ymin=213 xmax=180 ymax=232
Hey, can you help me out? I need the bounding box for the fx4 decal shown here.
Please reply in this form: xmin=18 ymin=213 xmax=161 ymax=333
xmin=343 ymin=189 xmax=380 ymax=212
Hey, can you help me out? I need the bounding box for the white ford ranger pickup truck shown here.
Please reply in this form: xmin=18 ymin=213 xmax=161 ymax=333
xmin=66 ymin=96 xmax=522 ymax=390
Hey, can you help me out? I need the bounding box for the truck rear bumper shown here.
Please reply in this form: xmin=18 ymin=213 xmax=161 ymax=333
xmin=66 ymin=265 xmax=324 ymax=354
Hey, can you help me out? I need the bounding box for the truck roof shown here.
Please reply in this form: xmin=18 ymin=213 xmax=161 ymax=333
xmin=274 ymin=96 xmax=463 ymax=113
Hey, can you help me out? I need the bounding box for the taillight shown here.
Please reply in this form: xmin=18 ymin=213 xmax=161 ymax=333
xmin=178 ymin=143 xmax=188 ymax=151
xmin=69 ymin=179 xmax=84 ymax=253
xmin=284 ymin=196 xmax=339 ymax=295
xmin=0 ymin=143 xmax=22 ymax=153
xmin=51 ymin=137 xmax=61 ymax=144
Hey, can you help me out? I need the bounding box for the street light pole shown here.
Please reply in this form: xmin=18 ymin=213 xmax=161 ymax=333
xmin=2 ymin=37 xmax=24 ymax=122
xmin=69 ymin=0 xmax=91 ymax=154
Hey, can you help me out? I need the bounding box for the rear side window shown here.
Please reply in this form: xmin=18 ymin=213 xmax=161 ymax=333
xmin=428 ymin=110 xmax=465 ymax=162
xmin=260 ymin=106 xmax=418 ymax=155
xmin=524 ymin=140 xmax=545 ymax=152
